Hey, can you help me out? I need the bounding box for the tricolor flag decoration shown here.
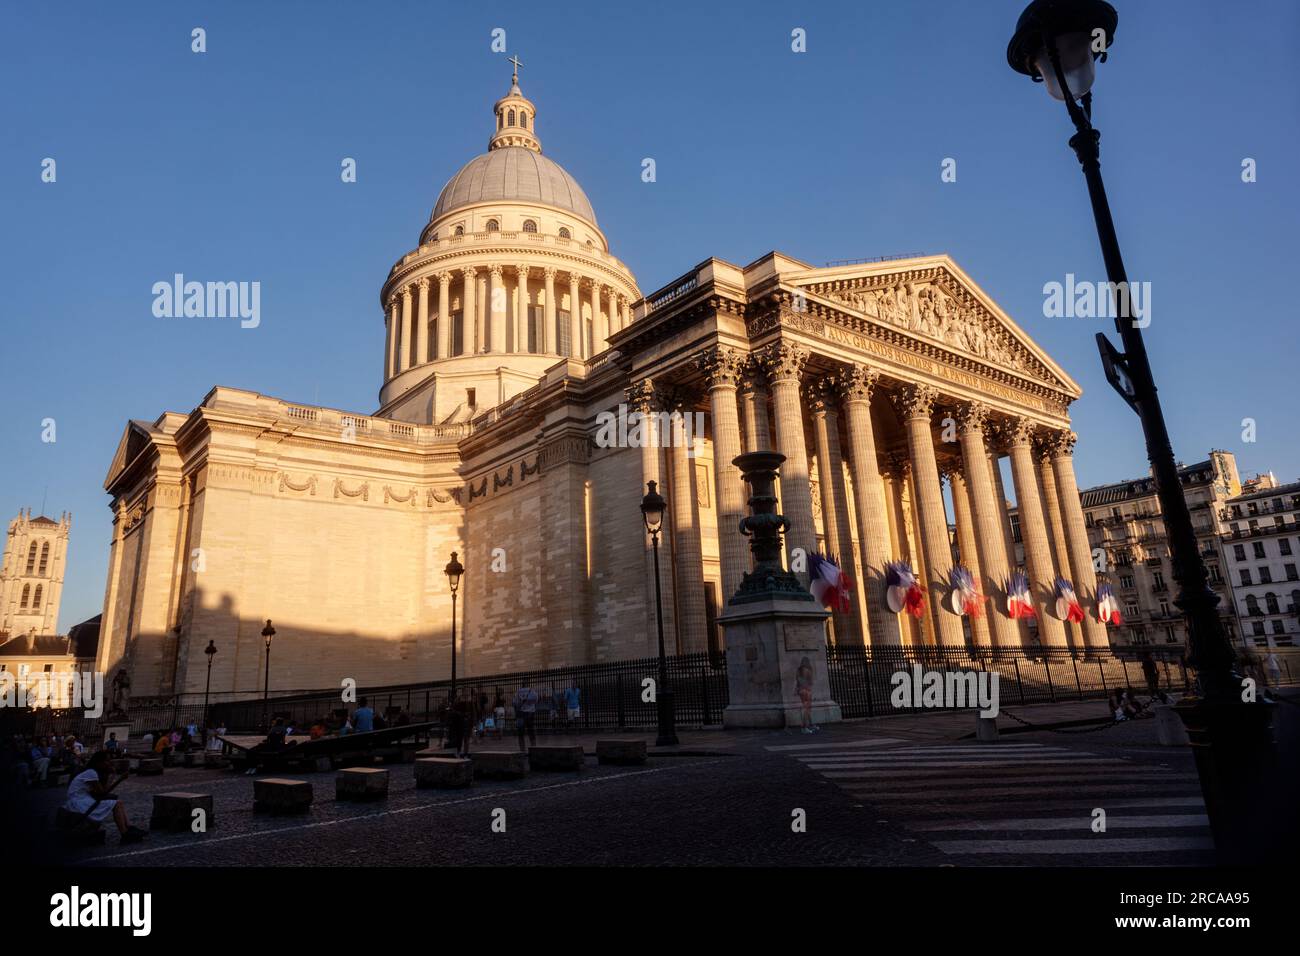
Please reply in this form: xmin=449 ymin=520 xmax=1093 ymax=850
xmin=1054 ymin=577 xmax=1086 ymax=623
xmin=1004 ymin=570 xmax=1036 ymax=619
xmin=1095 ymin=582 xmax=1123 ymax=626
xmin=885 ymin=561 xmax=925 ymax=619
xmin=808 ymin=552 xmax=853 ymax=613
xmin=945 ymin=566 xmax=984 ymax=618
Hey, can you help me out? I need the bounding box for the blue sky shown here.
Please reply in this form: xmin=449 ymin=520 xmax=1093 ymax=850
xmin=2 ymin=0 xmax=1297 ymax=632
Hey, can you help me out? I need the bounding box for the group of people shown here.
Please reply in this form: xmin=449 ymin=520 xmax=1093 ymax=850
xmin=3 ymin=733 xmax=89 ymax=788
xmin=437 ymin=681 xmax=581 ymax=756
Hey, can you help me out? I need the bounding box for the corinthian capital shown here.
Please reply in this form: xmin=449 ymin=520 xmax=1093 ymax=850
xmin=954 ymin=401 xmax=991 ymax=434
xmin=488 ymin=265 xmax=503 ymax=280
xmin=1002 ymin=416 xmax=1040 ymax=448
xmin=693 ymin=346 xmax=747 ymax=390
xmin=836 ymin=364 xmax=880 ymax=404
xmin=542 ymin=266 xmax=557 ymax=281
xmin=461 ymin=266 xmax=478 ymax=280
xmin=1045 ymin=429 xmax=1078 ymax=459
xmin=625 ymin=378 xmax=658 ymax=413
xmin=416 ymin=277 xmax=431 ymax=291
xmin=890 ymin=383 xmax=940 ymax=422
xmin=754 ymin=343 xmax=809 ymax=385
xmin=436 ymin=270 xmax=454 ymax=285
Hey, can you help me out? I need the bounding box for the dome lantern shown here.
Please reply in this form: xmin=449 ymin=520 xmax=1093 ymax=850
xmin=490 ymin=57 xmax=541 ymax=153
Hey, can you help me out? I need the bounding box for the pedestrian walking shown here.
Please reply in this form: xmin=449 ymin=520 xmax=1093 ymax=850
xmin=513 ymin=682 xmax=538 ymax=752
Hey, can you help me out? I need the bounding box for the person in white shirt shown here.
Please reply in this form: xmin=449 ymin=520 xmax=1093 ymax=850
xmin=63 ymin=751 xmax=146 ymax=843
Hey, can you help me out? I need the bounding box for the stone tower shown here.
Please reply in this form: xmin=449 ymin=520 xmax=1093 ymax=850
xmin=0 ymin=510 xmax=71 ymax=637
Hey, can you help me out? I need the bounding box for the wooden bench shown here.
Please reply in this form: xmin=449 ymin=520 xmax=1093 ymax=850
xmin=596 ymin=739 xmax=647 ymax=766
xmin=528 ymin=745 xmax=584 ymax=771
xmin=470 ymin=751 xmax=529 ymax=779
xmin=150 ymin=792 xmax=215 ymax=832
xmin=414 ymin=757 xmax=473 ymax=789
xmin=252 ymin=777 xmax=313 ymax=814
xmin=336 ymin=767 xmax=389 ymax=800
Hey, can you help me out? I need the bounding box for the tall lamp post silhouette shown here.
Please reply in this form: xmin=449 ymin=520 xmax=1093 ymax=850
xmin=445 ymin=552 xmax=464 ymax=707
xmin=260 ymin=619 xmax=275 ymax=731
xmin=202 ymin=640 xmax=217 ymax=733
xmin=1005 ymin=0 xmax=1273 ymax=862
xmin=641 ymin=481 xmax=678 ymax=746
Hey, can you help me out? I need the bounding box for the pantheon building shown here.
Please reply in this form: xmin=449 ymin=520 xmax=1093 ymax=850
xmin=98 ymin=74 xmax=1110 ymax=701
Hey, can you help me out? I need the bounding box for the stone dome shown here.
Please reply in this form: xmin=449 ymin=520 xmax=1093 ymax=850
xmin=429 ymin=147 xmax=598 ymax=227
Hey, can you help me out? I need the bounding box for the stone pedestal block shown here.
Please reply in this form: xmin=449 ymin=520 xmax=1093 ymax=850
xmin=335 ymin=767 xmax=390 ymax=800
xmin=150 ymin=792 xmax=214 ymax=832
xmin=253 ymin=777 xmax=314 ymax=813
xmin=976 ymin=715 xmax=1000 ymax=741
xmin=414 ymin=757 xmax=473 ymax=789
xmin=136 ymin=757 xmax=163 ymax=776
xmin=596 ymin=739 xmax=648 ymax=765
xmin=720 ymin=597 xmax=841 ymax=729
xmin=470 ymin=751 xmax=530 ymax=779
xmin=528 ymin=745 xmax=584 ymax=771
xmin=203 ymin=752 xmax=229 ymax=770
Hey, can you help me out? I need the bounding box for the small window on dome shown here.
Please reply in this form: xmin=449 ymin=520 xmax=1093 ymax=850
xmin=508 ymin=109 xmax=516 ymax=127
xmin=523 ymin=220 xmax=537 ymax=233
xmin=486 ymin=219 xmax=500 ymax=232
xmin=520 ymin=113 xmax=528 ymax=130
xmin=454 ymin=225 xmax=465 ymax=237
xmin=558 ymin=227 xmax=571 ymax=239
xmin=586 ymin=239 xmax=594 ymax=248
xmin=497 ymin=113 xmax=503 ymax=130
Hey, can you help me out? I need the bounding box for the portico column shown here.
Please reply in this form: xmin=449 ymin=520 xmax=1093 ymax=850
xmin=590 ymin=281 xmax=605 ymax=354
xmin=738 ymin=365 xmax=771 ymax=453
xmin=628 ymin=379 xmax=677 ymax=654
xmin=460 ymin=268 xmax=477 ymax=356
xmin=1049 ymin=430 xmax=1112 ymax=653
xmin=476 ymin=271 xmax=488 ymax=352
xmin=487 ymin=266 xmax=504 ymax=353
xmin=398 ymin=284 xmax=413 ymax=372
xmin=756 ymin=344 xmax=815 ymax=574
xmin=1037 ymin=440 xmax=1079 ymax=651
xmin=384 ymin=296 xmax=398 ymax=379
xmin=415 ymin=277 xmax=431 ymax=366
xmin=810 ymin=381 xmax=864 ymax=645
xmin=542 ymin=267 xmax=557 ymax=355
xmin=991 ymin=453 xmax=1017 ymax=570
xmin=695 ymin=347 xmax=749 ymax=602
xmin=608 ymin=288 xmax=621 ymax=335
xmin=955 ymin=403 xmax=1021 ymax=648
xmin=668 ymin=401 xmax=707 ymax=653
xmin=838 ymin=365 xmax=901 ymax=646
xmin=568 ymin=274 xmax=582 ymax=359
xmin=623 ymin=299 xmax=632 ymax=328
xmin=892 ymin=384 xmax=964 ymax=647
xmin=514 ymin=264 xmax=530 ymax=353
xmin=1004 ymin=418 xmax=1069 ymax=648
xmin=436 ymin=271 xmax=452 ymax=359
xmin=946 ymin=463 xmax=993 ymax=648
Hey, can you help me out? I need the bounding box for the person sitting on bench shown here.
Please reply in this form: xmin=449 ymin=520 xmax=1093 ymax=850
xmin=63 ymin=751 xmax=147 ymax=844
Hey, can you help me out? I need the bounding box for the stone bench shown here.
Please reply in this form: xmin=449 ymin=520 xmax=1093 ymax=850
xmin=470 ymin=750 xmax=529 ymax=779
xmin=596 ymin=739 xmax=647 ymax=766
xmin=111 ymin=757 xmax=130 ymax=774
xmin=203 ymin=752 xmax=229 ymax=770
xmin=336 ymin=767 xmax=390 ymax=800
xmin=414 ymin=757 xmax=473 ymax=789
xmin=162 ymin=752 xmax=178 ymax=768
xmin=528 ymin=745 xmax=584 ymax=772
xmin=414 ymin=747 xmax=448 ymax=760
xmin=253 ymin=777 xmax=314 ymax=814
xmin=150 ymin=792 xmax=215 ymax=832
xmin=136 ymin=757 xmax=163 ymax=776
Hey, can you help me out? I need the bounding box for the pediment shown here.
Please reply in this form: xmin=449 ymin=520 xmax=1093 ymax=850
xmin=103 ymin=420 xmax=158 ymax=491
xmin=792 ymin=256 xmax=1080 ymax=398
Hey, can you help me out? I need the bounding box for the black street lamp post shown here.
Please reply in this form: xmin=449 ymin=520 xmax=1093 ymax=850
xmin=1007 ymin=0 xmax=1274 ymax=862
xmin=261 ymin=620 xmax=275 ymax=731
xmin=445 ymin=552 xmax=464 ymax=711
xmin=203 ymin=640 xmax=217 ymax=733
xmin=641 ymin=481 xmax=678 ymax=746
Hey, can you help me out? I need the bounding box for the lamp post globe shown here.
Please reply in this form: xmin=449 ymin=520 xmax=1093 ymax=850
xmin=641 ymin=481 xmax=677 ymax=747
xmin=1005 ymin=0 xmax=1274 ymax=864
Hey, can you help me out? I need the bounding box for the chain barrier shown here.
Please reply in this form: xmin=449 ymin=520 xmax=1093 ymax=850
xmin=999 ymin=693 xmax=1160 ymax=734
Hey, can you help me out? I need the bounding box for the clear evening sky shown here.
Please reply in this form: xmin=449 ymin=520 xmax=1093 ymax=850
xmin=2 ymin=0 xmax=1297 ymax=632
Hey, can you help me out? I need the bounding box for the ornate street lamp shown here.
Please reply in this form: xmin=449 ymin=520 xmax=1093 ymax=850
xmin=641 ymin=481 xmax=678 ymax=746
xmin=1007 ymin=0 xmax=1274 ymax=863
xmin=445 ymin=552 xmax=464 ymax=707
xmin=203 ymin=640 xmax=217 ymax=734
xmin=260 ymin=619 xmax=275 ymax=731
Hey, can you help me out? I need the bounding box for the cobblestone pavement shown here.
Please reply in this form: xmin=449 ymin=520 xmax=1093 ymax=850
xmin=11 ymin=695 xmax=1292 ymax=867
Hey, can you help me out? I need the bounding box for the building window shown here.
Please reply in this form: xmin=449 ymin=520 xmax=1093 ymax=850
xmin=1253 ymin=622 xmax=1266 ymax=637
xmin=1253 ymin=541 xmax=1266 ymax=559
xmin=1246 ymin=594 xmax=1261 ymax=615
xmin=1281 ymin=539 xmax=1293 ymax=556
xmin=25 ymin=542 xmax=37 ymax=574
xmin=1287 ymin=563 xmax=1299 ymax=582
xmin=38 ymin=541 xmax=49 ymax=575
xmin=1152 ymin=571 xmax=1166 ymax=591
xmin=450 ymin=310 xmax=463 ymax=356
xmin=1126 ymin=603 xmax=1139 ymax=619
xmin=520 ymin=113 xmax=529 ymax=130
xmin=486 ymin=219 xmax=499 ymax=232
xmin=1119 ymin=574 xmax=1134 ymax=589
xmin=1260 ymin=567 xmax=1273 ymax=584
xmin=507 ymin=109 xmax=515 ymax=126
xmin=1208 ymin=564 xmax=1222 ymax=583
xmin=1266 ymin=593 xmax=1280 ymax=615
xmin=527 ymin=304 xmax=543 ymax=353
xmin=1159 ymin=600 xmax=1171 ymax=617
xmin=20 ymin=584 xmax=30 ymax=609
xmin=1234 ymin=544 xmax=1246 ymax=561
xmin=466 ymin=388 xmax=476 ymax=407
xmin=32 ymin=584 xmax=42 ymax=610
xmin=1273 ymin=620 xmax=1286 ymax=635
xmin=454 ymin=225 xmax=464 ymax=237
xmin=1164 ymin=627 xmax=1177 ymax=643
xmin=556 ymin=309 xmax=571 ymax=356
xmin=1240 ymin=569 xmax=1253 ymax=586
xmin=558 ymin=227 xmax=571 ymax=239
xmin=522 ymin=219 xmax=537 ymax=233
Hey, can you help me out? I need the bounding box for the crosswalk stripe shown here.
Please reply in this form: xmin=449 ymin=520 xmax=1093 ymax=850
xmin=930 ymin=837 xmax=1214 ymax=855
xmin=764 ymin=738 xmax=905 ymax=752
xmin=841 ymin=774 xmax=1200 ymax=791
xmin=855 ymin=796 xmax=1205 ymax=814
xmin=911 ymin=814 xmax=1210 ymax=832
xmin=817 ymin=759 xmax=1128 ymax=774
xmin=849 ymin=786 xmax=1203 ymax=803
xmin=796 ymin=746 xmax=1072 ymax=760
xmin=799 ymin=751 xmax=1077 ymax=763
xmin=826 ymin=764 xmax=1192 ymax=781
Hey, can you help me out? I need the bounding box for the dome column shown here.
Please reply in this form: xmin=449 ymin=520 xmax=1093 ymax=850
xmin=589 ymin=280 xmax=604 ymax=355
xmin=607 ymin=287 xmax=621 ymax=335
xmin=436 ymin=272 xmax=452 ymax=359
xmin=568 ymin=274 xmax=583 ymax=359
xmin=398 ymin=284 xmax=414 ymax=372
xmin=415 ymin=277 xmax=431 ymax=366
xmin=542 ymin=267 xmax=557 ymax=355
xmin=515 ymin=264 xmax=531 ymax=352
xmin=384 ymin=295 xmax=398 ymax=379
xmin=460 ymin=267 xmax=477 ymax=356
xmin=487 ymin=266 xmax=505 ymax=353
